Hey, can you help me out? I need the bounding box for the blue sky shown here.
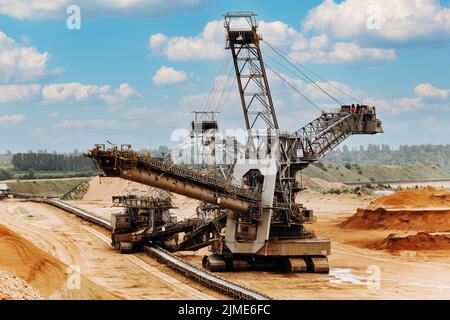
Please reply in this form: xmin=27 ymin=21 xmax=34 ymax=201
xmin=0 ymin=0 xmax=449 ymax=152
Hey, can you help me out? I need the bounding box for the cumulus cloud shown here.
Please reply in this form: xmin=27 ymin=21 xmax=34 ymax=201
xmin=42 ymin=82 xmax=138 ymax=104
xmin=289 ymin=39 xmax=396 ymax=64
xmin=42 ymin=82 xmax=110 ymax=102
xmin=0 ymin=0 xmax=205 ymax=20
xmin=365 ymin=96 xmax=424 ymax=114
xmin=0 ymin=31 xmax=52 ymax=82
xmin=150 ymin=18 xmax=398 ymax=65
xmin=149 ymin=19 xmax=303 ymax=61
xmin=0 ymin=84 xmax=41 ymax=103
xmin=153 ymin=66 xmax=187 ymax=85
xmin=100 ymin=83 xmax=140 ymax=105
xmin=0 ymin=113 xmax=26 ymax=124
xmin=55 ymin=118 xmax=117 ymax=129
xmin=303 ymin=0 xmax=450 ymax=44
xmin=149 ymin=21 xmax=224 ymax=61
xmin=415 ymin=83 xmax=450 ymax=100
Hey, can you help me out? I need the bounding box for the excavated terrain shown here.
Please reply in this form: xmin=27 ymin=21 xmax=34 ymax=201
xmin=1 ymin=179 xmax=450 ymax=299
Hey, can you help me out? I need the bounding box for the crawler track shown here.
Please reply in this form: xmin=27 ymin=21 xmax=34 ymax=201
xmin=145 ymin=246 xmax=270 ymax=300
xmin=26 ymin=198 xmax=271 ymax=300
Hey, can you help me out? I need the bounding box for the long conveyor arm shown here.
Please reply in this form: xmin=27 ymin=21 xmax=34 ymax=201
xmin=86 ymin=146 xmax=260 ymax=214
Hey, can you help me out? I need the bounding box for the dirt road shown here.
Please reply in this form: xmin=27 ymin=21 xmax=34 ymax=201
xmin=0 ymin=199 xmax=222 ymax=300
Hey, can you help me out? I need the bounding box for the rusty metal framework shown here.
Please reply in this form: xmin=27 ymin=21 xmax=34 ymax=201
xmin=224 ymin=12 xmax=278 ymax=130
xmin=85 ymin=12 xmax=384 ymax=274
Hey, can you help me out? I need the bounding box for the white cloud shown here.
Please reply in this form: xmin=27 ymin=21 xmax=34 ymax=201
xmin=148 ymin=19 xmax=307 ymax=61
xmin=149 ymin=21 xmax=224 ymax=61
xmin=100 ymin=83 xmax=140 ymax=104
xmin=55 ymin=119 xmax=117 ymax=129
xmin=0 ymin=0 xmax=205 ymax=20
xmin=42 ymin=82 xmax=138 ymax=104
xmin=0 ymin=84 xmax=41 ymax=103
xmin=150 ymin=18 xmax=398 ymax=65
xmin=303 ymin=0 xmax=450 ymax=43
xmin=258 ymin=21 xmax=300 ymax=47
xmin=365 ymin=96 xmax=424 ymax=114
xmin=289 ymin=40 xmax=396 ymax=64
xmin=0 ymin=113 xmax=26 ymax=124
xmin=42 ymin=82 xmax=110 ymax=102
xmin=0 ymin=31 xmax=52 ymax=82
xmin=415 ymin=83 xmax=450 ymax=100
xmin=153 ymin=66 xmax=187 ymax=85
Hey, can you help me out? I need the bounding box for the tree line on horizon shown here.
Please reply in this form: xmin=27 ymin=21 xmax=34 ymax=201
xmin=323 ymin=144 xmax=450 ymax=170
xmin=3 ymin=144 xmax=450 ymax=173
xmin=11 ymin=152 xmax=96 ymax=172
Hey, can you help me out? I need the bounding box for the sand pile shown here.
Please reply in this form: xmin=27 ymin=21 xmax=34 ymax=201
xmin=82 ymin=176 xmax=170 ymax=202
xmin=340 ymin=186 xmax=450 ymax=232
xmin=0 ymin=269 xmax=43 ymax=300
xmin=0 ymin=224 xmax=116 ymax=299
xmin=368 ymin=186 xmax=450 ymax=209
xmin=340 ymin=207 xmax=450 ymax=232
xmin=367 ymin=232 xmax=450 ymax=251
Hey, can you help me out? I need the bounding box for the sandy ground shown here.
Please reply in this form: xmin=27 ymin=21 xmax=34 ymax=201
xmin=177 ymin=191 xmax=450 ymax=299
xmin=0 ymin=199 xmax=224 ymax=300
xmin=2 ymin=175 xmax=450 ymax=300
xmin=0 ymin=269 xmax=43 ymax=300
xmin=70 ymin=186 xmax=450 ymax=299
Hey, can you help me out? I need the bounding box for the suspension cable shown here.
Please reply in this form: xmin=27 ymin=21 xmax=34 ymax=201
xmin=264 ymin=63 xmax=323 ymax=112
xmin=205 ymin=54 xmax=231 ymax=116
xmin=264 ymin=50 xmax=343 ymax=107
xmin=201 ymin=51 xmax=230 ymax=118
xmin=262 ymin=40 xmax=361 ymax=105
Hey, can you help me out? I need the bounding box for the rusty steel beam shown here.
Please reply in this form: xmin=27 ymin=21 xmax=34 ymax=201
xmin=86 ymin=147 xmax=254 ymax=214
xmin=122 ymin=167 xmax=251 ymax=213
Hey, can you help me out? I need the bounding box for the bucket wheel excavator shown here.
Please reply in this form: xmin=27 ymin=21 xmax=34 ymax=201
xmin=87 ymin=12 xmax=382 ymax=273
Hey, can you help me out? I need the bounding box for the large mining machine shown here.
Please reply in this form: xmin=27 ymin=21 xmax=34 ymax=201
xmin=87 ymin=12 xmax=382 ymax=273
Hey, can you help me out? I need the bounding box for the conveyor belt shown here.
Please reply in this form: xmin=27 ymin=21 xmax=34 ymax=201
xmin=26 ymin=198 xmax=272 ymax=300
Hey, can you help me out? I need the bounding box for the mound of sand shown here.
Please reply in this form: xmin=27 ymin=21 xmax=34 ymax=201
xmin=82 ymin=176 xmax=170 ymax=203
xmin=340 ymin=207 xmax=450 ymax=232
xmin=0 ymin=224 xmax=116 ymax=299
xmin=0 ymin=269 xmax=43 ymax=300
xmin=368 ymin=186 xmax=450 ymax=209
xmin=367 ymin=232 xmax=450 ymax=251
xmin=340 ymin=186 xmax=450 ymax=232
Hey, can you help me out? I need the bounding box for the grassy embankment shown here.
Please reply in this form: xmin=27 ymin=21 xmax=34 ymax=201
xmin=6 ymin=178 xmax=90 ymax=197
xmin=303 ymin=163 xmax=450 ymax=183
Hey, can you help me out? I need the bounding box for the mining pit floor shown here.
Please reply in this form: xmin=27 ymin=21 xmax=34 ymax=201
xmin=1 ymin=191 xmax=449 ymax=300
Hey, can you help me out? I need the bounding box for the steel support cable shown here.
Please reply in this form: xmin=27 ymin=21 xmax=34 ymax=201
xmin=205 ymin=54 xmax=232 ymax=116
xmin=204 ymin=50 xmax=229 ymax=112
xmin=201 ymin=51 xmax=230 ymax=118
xmin=204 ymin=56 xmax=230 ymax=117
xmin=215 ymin=65 xmax=236 ymax=121
xmin=264 ymin=63 xmax=323 ymax=112
xmin=262 ymin=40 xmax=360 ymax=105
xmin=264 ymin=50 xmax=344 ymax=107
xmin=263 ymin=40 xmax=341 ymax=106
xmin=264 ymin=49 xmax=311 ymax=87
xmin=211 ymin=61 xmax=234 ymax=115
